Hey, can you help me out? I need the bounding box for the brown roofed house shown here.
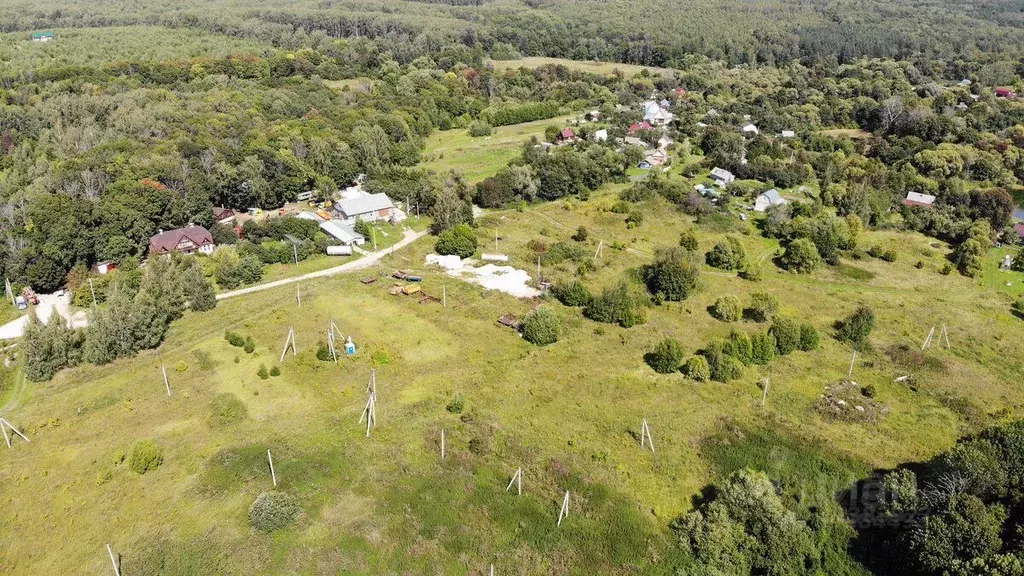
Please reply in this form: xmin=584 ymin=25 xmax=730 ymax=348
xmin=149 ymin=225 xmax=215 ymax=256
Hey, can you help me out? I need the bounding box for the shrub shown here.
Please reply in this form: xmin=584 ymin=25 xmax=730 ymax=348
xmin=1013 ymin=299 xmax=1024 ymax=318
xmin=257 ymin=364 xmax=269 ymax=380
xmin=642 ymin=247 xmax=701 ymax=301
xmin=739 ymin=265 xmax=763 ymax=282
xmin=868 ymin=245 xmax=885 ymax=258
xmin=769 ymin=317 xmax=801 ymax=355
xmin=542 ymin=241 xmax=586 ymax=265
xmin=248 ymin=491 xmax=301 ymax=532
xmin=225 ymin=331 xmax=245 ymax=347
xmin=208 ymin=392 xmax=248 ymax=427
xmin=446 ymin=393 xmax=465 ymax=414
xmin=128 ymin=440 xmax=163 ymax=475
xmin=747 ymin=292 xmax=779 ymax=323
xmin=780 ymin=238 xmax=821 ymax=273
xmin=647 ymin=338 xmax=685 ymax=373
xmin=610 ymin=200 xmax=631 ymax=214
xmin=702 ymin=341 xmax=744 ymax=382
xmin=553 ymin=280 xmax=592 ymax=307
xmin=711 ymin=296 xmax=742 ymax=322
xmin=625 ymin=210 xmax=644 ymax=228
xmin=435 ymin=223 xmax=477 ymax=259
xmin=270 ymin=366 xmax=281 ymax=377
xmin=723 ymin=330 xmax=753 ymax=365
xmin=750 ymin=331 xmax=776 ymax=365
xmin=522 ymin=307 xmax=560 ymax=346
xmin=584 ymin=280 xmax=648 ymax=327
xmin=798 ymin=324 xmax=820 ymax=351
xmin=243 ymin=336 xmax=255 ymax=354
xmin=679 ymin=229 xmax=699 ymax=251
xmin=316 ymin=341 xmax=333 ymax=362
xmin=862 ymin=384 xmax=877 ymax=398
xmin=915 ymin=260 xmax=924 ymax=269
xmin=836 ymin=306 xmax=876 ymax=348
xmin=882 ymin=249 xmax=897 ymax=262
xmin=468 ymin=120 xmax=493 ymax=137
xmin=705 ymin=236 xmax=747 ymax=270
xmin=684 ymin=356 xmax=711 ymax=381
xmin=940 ymin=262 xmax=954 ymax=275
xmin=571 ymin=226 xmax=589 ymax=242
xmin=174 ymin=360 xmax=187 ymax=372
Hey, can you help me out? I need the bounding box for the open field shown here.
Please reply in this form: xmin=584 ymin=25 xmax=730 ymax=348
xmin=489 ymin=57 xmax=675 ymax=77
xmin=3 ymin=182 xmax=1024 ymax=573
xmin=819 ymin=128 xmax=873 ymax=140
xmin=420 ymin=116 xmax=573 ymax=184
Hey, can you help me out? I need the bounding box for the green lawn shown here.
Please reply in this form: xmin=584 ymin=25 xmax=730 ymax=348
xmin=420 ymin=116 xmax=574 ymax=183
xmin=4 ymin=187 xmax=1024 ymax=573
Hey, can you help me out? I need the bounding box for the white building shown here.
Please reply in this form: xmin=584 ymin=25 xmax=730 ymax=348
xmin=333 ymin=193 xmax=395 ymax=223
xmin=594 ymin=129 xmax=608 ymax=142
xmin=710 ymin=167 xmax=735 ymax=187
xmin=754 ymin=189 xmax=787 ymax=212
xmin=780 ymin=130 xmax=796 ymax=138
xmin=319 ymin=220 xmax=366 ymax=246
xmin=642 ymin=101 xmax=675 ymax=125
xmin=741 ymin=123 xmax=760 ymax=135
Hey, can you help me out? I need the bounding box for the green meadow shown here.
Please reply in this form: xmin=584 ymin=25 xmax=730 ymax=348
xmin=2 ymin=182 xmax=1023 ymax=573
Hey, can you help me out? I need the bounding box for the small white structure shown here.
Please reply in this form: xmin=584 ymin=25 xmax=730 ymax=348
xmin=780 ymin=130 xmax=796 ymax=138
xmin=594 ymin=129 xmax=608 ymax=142
xmin=642 ymin=101 xmax=674 ymax=125
xmin=319 ymin=220 xmax=366 ymax=246
xmin=741 ymin=123 xmax=760 ymax=135
xmin=902 ymin=192 xmax=936 ymax=208
xmin=326 ymin=245 xmax=354 ymax=256
xmin=754 ymin=189 xmax=787 ymax=212
xmin=710 ymin=167 xmax=735 ymax=187
xmin=657 ymin=135 xmax=674 ymax=149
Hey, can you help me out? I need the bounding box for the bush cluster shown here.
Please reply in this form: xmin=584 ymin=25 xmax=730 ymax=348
xmin=248 ymin=491 xmax=301 ymax=532
xmin=129 ymin=440 xmax=164 ymax=475
xmin=522 ymin=307 xmax=561 ymax=346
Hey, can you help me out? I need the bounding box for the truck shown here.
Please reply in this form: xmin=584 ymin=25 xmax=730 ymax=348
xmin=21 ymin=287 xmax=38 ymax=305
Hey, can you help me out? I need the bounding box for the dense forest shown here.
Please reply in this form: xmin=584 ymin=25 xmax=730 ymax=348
xmin=2 ymin=0 xmax=1024 ymax=67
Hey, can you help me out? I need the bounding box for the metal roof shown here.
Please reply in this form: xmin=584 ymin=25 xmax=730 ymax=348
xmin=319 ymin=220 xmax=365 ymax=244
xmin=336 ymin=193 xmax=394 ymax=217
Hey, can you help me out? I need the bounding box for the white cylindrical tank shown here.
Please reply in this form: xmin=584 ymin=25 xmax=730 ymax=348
xmin=327 ymin=245 xmax=353 ymax=256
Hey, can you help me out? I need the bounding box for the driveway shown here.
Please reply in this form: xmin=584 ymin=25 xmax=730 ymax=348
xmin=217 ymin=228 xmax=428 ymax=301
xmin=0 ymin=292 xmax=86 ymax=341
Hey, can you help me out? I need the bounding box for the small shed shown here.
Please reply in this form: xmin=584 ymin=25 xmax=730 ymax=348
xmin=710 ymin=167 xmax=735 ymax=187
xmin=754 ymin=189 xmax=787 ymax=212
xmin=902 ymin=192 xmax=936 ymax=208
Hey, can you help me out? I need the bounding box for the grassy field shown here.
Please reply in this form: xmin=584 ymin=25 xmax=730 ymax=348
xmin=3 ymin=185 xmax=1024 ymax=573
xmin=489 ymin=57 xmax=675 ymax=77
xmin=819 ymin=128 xmax=873 ymax=140
xmin=420 ymin=116 xmax=573 ymax=184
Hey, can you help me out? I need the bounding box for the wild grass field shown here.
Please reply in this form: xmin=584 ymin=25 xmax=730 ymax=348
xmin=488 ymin=57 xmax=674 ymax=78
xmin=420 ymin=116 xmax=574 ymax=184
xmin=2 ymin=182 xmax=1023 ymax=573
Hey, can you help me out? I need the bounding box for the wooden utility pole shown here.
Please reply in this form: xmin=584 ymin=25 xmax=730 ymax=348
xmin=442 ymin=285 xmax=447 ymax=308
xmin=106 ymin=544 xmax=121 ymax=576
xmin=640 ymin=419 xmax=655 ymax=453
xmin=161 ymin=365 xmax=171 ymax=397
xmin=441 ymin=429 xmax=446 ymax=460
xmin=761 ymin=378 xmax=769 ymax=407
xmin=88 ymin=278 xmax=97 ymax=308
xmin=847 ymin=350 xmax=857 ymax=378
xmin=506 ymin=468 xmax=523 ymax=495
xmin=267 ymin=450 xmax=277 ymax=487
xmin=557 ymin=490 xmax=570 ymax=526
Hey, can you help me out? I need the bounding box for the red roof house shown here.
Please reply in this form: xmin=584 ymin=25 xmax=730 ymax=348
xmin=628 ymin=121 xmax=653 ymax=135
xmin=559 ymin=128 xmax=576 ymax=141
xmin=149 ymin=225 xmax=215 ymax=256
xmin=996 ymin=87 xmax=1017 ymax=99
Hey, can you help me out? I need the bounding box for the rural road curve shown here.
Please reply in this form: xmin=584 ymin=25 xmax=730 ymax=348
xmin=216 ymin=229 xmax=429 ymax=301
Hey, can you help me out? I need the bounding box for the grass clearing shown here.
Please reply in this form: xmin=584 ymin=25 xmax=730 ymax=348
xmin=489 ymin=57 xmax=675 ymax=77
xmin=420 ymin=116 xmax=573 ymax=183
xmin=819 ymin=128 xmax=873 ymax=139
xmin=4 ymin=186 xmax=1024 ymax=572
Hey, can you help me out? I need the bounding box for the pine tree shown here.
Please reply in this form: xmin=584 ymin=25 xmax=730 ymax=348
xmin=107 ymin=285 xmax=140 ymax=358
xmin=139 ymin=256 xmax=184 ymax=325
xmin=23 ymin=312 xmax=55 ymax=381
xmin=179 ymin=258 xmax=216 ymax=312
xmin=132 ymin=289 xmax=166 ymax=351
xmin=83 ymin=307 xmax=117 ymax=365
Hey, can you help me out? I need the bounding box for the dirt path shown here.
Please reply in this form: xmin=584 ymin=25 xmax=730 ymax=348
xmin=216 ymin=229 xmax=428 ymax=301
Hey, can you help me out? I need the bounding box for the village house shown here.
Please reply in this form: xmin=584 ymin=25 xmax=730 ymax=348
xmin=780 ymin=130 xmax=796 ymax=138
xmin=754 ymin=189 xmax=787 ymax=212
xmin=996 ymin=87 xmax=1017 ymax=99
xmin=710 ymin=167 xmax=735 ymax=187
xmin=149 ymin=225 xmax=215 ymax=256
xmin=642 ymin=101 xmax=674 ymax=125
xmin=902 ymin=192 xmax=936 ymax=208
xmin=332 ymin=193 xmax=395 ymax=223
xmin=594 ymin=129 xmax=608 ymax=142
xmin=213 ymin=207 xmax=236 ymax=225
xmin=741 ymin=122 xmax=760 ymax=135
xmin=639 ymin=149 xmax=668 ymax=169
xmin=31 ymin=31 xmax=53 ymax=42
xmin=558 ymin=128 xmax=576 ymax=143
xmin=628 ymin=121 xmax=653 ymax=135
xmin=623 ymin=136 xmax=647 ymax=148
